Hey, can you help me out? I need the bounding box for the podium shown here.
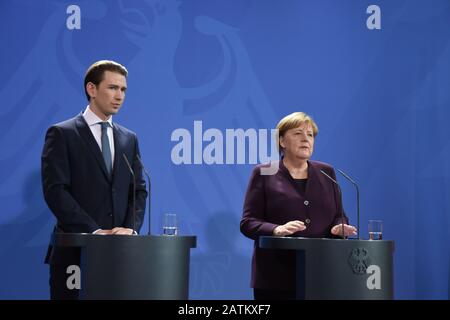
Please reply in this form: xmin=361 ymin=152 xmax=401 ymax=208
xmin=51 ymin=233 xmax=196 ymax=299
xmin=259 ymin=236 xmax=394 ymax=300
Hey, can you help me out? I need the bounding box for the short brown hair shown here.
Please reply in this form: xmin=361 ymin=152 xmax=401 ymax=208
xmin=84 ymin=60 xmax=128 ymax=101
xmin=276 ymin=112 xmax=319 ymax=152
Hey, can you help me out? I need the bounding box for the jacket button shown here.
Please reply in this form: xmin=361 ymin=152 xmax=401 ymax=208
xmin=305 ymin=218 xmax=311 ymax=224
xmin=109 ymin=213 xmax=113 ymax=217
xmin=304 ymin=200 xmax=309 ymax=206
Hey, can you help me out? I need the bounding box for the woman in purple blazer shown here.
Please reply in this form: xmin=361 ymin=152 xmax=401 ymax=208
xmin=240 ymin=112 xmax=357 ymax=300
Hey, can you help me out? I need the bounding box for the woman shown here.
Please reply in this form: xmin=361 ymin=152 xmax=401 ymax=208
xmin=240 ymin=112 xmax=357 ymax=300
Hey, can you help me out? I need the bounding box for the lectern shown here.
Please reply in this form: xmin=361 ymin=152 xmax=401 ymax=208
xmin=259 ymin=236 xmax=394 ymax=300
xmin=51 ymin=233 xmax=196 ymax=299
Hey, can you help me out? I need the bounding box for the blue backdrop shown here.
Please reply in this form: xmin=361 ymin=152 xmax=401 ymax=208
xmin=1 ymin=0 xmax=449 ymax=300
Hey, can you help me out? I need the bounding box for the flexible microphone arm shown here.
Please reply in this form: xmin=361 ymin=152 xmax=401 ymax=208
xmin=337 ymin=169 xmax=360 ymax=240
xmin=136 ymin=154 xmax=151 ymax=235
xmin=122 ymin=154 xmax=136 ymax=234
xmin=320 ymin=170 xmax=345 ymax=239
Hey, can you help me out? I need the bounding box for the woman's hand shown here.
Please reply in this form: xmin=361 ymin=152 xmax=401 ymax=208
xmin=273 ymin=220 xmax=306 ymax=236
xmin=331 ymin=224 xmax=357 ymax=237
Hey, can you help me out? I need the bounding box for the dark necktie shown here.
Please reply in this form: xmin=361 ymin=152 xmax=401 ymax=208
xmin=100 ymin=122 xmax=112 ymax=175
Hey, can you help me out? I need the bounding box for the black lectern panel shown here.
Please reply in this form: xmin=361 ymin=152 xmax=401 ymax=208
xmin=259 ymin=237 xmax=394 ymax=300
xmin=52 ymin=233 xmax=196 ymax=300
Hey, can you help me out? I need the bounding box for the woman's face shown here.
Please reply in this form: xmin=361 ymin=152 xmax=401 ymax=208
xmin=280 ymin=122 xmax=315 ymax=161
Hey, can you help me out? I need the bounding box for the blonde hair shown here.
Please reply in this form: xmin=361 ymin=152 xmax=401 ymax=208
xmin=276 ymin=112 xmax=319 ymax=152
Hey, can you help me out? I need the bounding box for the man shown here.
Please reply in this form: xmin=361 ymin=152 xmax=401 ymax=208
xmin=41 ymin=60 xmax=147 ymax=299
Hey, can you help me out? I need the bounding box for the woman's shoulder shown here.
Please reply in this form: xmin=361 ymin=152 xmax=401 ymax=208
xmin=254 ymin=160 xmax=281 ymax=169
xmin=309 ymin=160 xmax=334 ymax=171
xmin=250 ymin=161 xmax=282 ymax=176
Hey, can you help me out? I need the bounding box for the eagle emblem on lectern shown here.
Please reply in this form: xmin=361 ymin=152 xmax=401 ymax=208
xmin=348 ymin=248 xmax=372 ymax=275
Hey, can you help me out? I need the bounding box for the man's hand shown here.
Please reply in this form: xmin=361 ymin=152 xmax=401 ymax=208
xmin=273 ymin=220 xmax=306 ymax=237
xmin=94 ymin=229 xmax=113 ymax=235
xmin=111 ymin=227 xmax=134 ymax=235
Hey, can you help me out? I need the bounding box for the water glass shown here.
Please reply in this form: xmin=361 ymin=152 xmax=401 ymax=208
xmin=163 ymin=213 xmax=178 ymax=236
xmin=368 ymin=220 xmax=382 ymax=240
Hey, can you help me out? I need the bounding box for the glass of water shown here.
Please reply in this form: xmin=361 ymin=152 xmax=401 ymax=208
xmin=368 ymin=220 xmax=382 ymax=240
xmin=163 ymin=213 xmax=178 ymax=236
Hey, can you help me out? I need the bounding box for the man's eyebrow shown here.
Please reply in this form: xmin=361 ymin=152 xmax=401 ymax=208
xmin=107 ymin=84 xmax=127 ymax=89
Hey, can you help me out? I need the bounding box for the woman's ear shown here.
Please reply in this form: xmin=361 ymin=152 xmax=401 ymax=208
xmin=279 ymin=135 xmax=285 ymax=149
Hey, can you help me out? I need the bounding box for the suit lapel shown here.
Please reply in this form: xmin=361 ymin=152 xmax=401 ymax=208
xmin=279 ymin=159 xmax=305 ymax=198
xmin=305 ymin=161 xmax=317 ymax=198
xmin=279 ymin=159 xmax=318 ymax=199
xmin=75 ymin=114 xmax=112 ymax=182
xmin=112 ymin=124 xmax=126 ymax=182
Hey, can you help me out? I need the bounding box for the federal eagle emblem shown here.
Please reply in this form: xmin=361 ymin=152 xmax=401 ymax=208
xmin=348 ymin=248 xmax=372 ymax=275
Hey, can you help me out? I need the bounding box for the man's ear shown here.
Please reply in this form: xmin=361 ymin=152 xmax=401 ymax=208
xmin=86 ymin=82 xmax=96 ymax=99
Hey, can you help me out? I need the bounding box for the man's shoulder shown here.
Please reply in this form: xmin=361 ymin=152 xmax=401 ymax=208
xmin=113 ymin=122 xmax=137 ymax=138
xmin=50 ymin=115 xmax=81 ymax=131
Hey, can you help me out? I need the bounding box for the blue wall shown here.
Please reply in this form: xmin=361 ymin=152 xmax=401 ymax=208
xmin=0 ymin=0 xmax=449 ymax=299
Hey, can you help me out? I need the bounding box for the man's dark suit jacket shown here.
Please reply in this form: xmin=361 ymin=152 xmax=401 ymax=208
xmin=240 ymin=159 xmax=348 ymax=292
xmin=41 ymin=114 xmax=147 ymax=265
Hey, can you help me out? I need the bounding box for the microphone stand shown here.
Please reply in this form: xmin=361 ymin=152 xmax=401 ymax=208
xmin=337 ymin=169 xmax=360 ymax=240
xmin=122 ymin=154 xmax=136 ymax=234
xmin=320 ymin=170 xmax=345 ymax=239
xmin=136 ymin=154 xmax=151 ymax=235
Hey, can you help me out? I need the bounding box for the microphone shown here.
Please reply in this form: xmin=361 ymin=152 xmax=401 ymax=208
xmin=337 ymin=169 xmax=360 ymax=240
xmin=122 ymin=153 xmax=136 ymax=234
xmin=136 ymin=154 xmax=152 ymax=235
xmin=320 ymin=169 xmax=345 ymax=239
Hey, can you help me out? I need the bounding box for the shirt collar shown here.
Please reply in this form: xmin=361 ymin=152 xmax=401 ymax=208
xmin=83 ymin=105 xmax=113 ymax=127
xmin=279 ymin=156 xmax=312 ymax=178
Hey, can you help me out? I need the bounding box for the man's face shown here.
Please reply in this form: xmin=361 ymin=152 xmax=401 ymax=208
xmin=87 ymin=70 xmax=127 ymax=119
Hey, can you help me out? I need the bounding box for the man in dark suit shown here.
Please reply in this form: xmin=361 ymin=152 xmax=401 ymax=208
xmin=41 ymin=60 xmax=147 ymax=299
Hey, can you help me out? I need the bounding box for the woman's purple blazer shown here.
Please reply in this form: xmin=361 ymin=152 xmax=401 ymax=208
xmin=240 ymin=159 xmax=348 ymax=291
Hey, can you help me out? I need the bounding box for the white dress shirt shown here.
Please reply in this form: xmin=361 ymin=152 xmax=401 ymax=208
xmin=82 ymin=105 xmax=115 ymax=168
xmin=82 ymin=106 xmax=136 ymax=235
